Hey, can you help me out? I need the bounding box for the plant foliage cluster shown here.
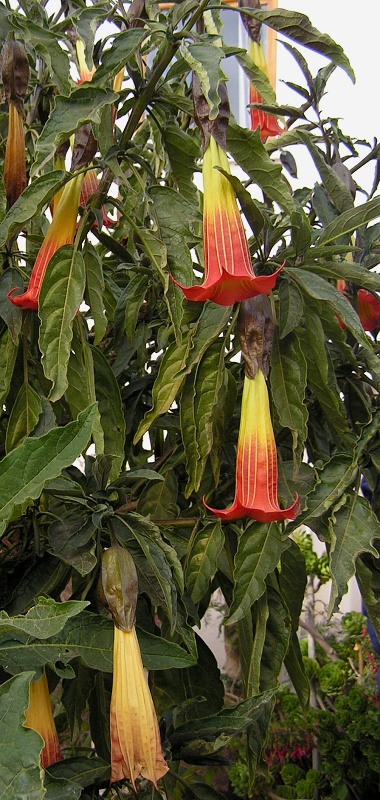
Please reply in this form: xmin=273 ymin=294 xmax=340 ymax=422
xmin=0 ymin=0 xmax=379 ymax=797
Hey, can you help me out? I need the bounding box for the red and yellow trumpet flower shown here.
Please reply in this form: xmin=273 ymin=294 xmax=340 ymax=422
xmin=24 ymin=671 xmax=60 ymax=768
xmin=8 ymin=173 xmax=83 ymax=310
xmin=110 ymin=625 xmax=169 ymax=788
xmin=337 ymin=280 xmax=380 ymax=332
xmin=173 ymin=136 xmax=282 ymax=305
xmin=249 ymin=40 xmax=284 ymax=140
xmin=205 ymin=370 xmax=299 ymax=522
xmin=76 ymin=38 xmax=96 ymax=83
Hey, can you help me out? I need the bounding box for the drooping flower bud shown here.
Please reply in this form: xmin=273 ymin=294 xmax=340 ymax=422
xmin=1 ymin=38 xmax=29 ymax=206
xmin=99 ymin=544 xmax=138 ymax=631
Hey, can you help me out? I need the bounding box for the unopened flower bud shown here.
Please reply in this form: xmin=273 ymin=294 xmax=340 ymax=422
xmin=99 ymin=544 xmax=138 ymax=631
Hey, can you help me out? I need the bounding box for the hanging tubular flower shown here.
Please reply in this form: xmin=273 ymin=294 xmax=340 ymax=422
xmin=172 ymin=136 xmax=282 ymax=305
xmin=337 ymin=280 xmax=380 ymax=332
xmin=205 ymin=370 xmax=299 ymax=522
xmin=1 ymin=39 xmax=29 ymax=206
xmin=99 ymin=545 xmax=168 ymax=789
xmin=24 ymin=672 xmax=60 ymax=768
xmin=8 ymin=173 xmax=83 ymax=310
xmin=110 ymin=625 xmax=169 ymax=788
xmin=248 ymin=41 xmax=284 ymax=140
xmin=76 ymin=38 xmax=96 ymax=83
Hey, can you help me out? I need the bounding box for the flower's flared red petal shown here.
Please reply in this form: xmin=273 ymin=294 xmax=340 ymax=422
xmin=172 ymin=265 xmax=283 ymax=306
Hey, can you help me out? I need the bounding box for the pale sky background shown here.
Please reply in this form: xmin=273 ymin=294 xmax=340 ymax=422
xmin=277 ymin=0 xmax=380 ymax=141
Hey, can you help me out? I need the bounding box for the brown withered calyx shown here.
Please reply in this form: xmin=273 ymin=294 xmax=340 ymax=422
xmin=193 ymin=74 xmax=230 ymax=152
xmin=238 ymin=0 xmax=262 ymax=44
xmin=1 ymin=38 xmax=29 ymax=112
xmin=237 ymin=295 xmax=274 ymax=379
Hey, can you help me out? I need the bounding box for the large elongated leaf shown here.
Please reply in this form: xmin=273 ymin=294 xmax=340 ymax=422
xmin=227 ymin=121 xmax=294 ymax=214
xmin=226 ymin=523 xmax=290 ymax=625
xmin=270 ymin=330 xmax=308 ymax=463
xmin=287 ymin=453 xmax=358 ymax=533
xmin=66 ymin=330 xmax=104 ymax=455
xmin=92 ymin=28 xmax=146 ymax=83
xmin=289 ymin=267 xmax=380 ymax=389
xmin=134 ymin=339 xmax=190 ymax=443
xmin=318 ymin=195 xmax=380 ymax=245
xmin=328 ymin=492 xmax=379 ymax=614
xmin=91 ymin=346 xmax=125 ymax=483
xmin=83 ymin=243 xmax=107 ymax=345
xmin=39 ymin=246 xmax=86 ymax=402
xmin=0 ymin=672 xmax=45 ymax=800
xmin=297 ymin=131 xmax=354 ymax=213
xmin=237 ymin=7 xmax=355 ymax=81
xmin=0 ymin=612 xmax=195 ymax=675
xmin=0 ymin=404 xmax=96 ymax=534
xmin=182 ymin=41 xmax=226 ymax=120
xmin=5 ymin=383 xmax=42 ymax=453
xmin=186 ymin=521 xmax=224 ymax=604
xmin=15 ymin=16 xmax=70 ymax=94
xmin=0 ymin=330 xmax=17 ymax=408
xmin=0 ymin=597 xmax=88 ymax=639
xmin=181 ymin=342 xmax=227 ymax=495
xmin=34 ymin=87 xmax=118 ymax=170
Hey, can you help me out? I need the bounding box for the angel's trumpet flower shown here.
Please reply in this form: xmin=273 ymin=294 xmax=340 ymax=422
xmin=248 ymin=41 xmax=284 ymax=140
xmin=172 ymin=136 xmax=282 ymax=305
xmin=205 ymin=370 xmax=299 ymax=522
xmin=1 ymin=39 xmax=29 ymax=206
xmin=8 ymin=174 xmax=83 ymax=309
xmin=24 ymin=672 xmax=60 ymax=768
xmin=99 ymin=545 xmax=168 ymax=789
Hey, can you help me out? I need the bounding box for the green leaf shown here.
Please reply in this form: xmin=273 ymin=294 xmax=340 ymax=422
xmin=301 ymin=303 xmax=353 ymax=445
xmin=0 ymin=597 xmax=88 ymax=639
xmin=238 ymin=7 xmax=355 ymax=82
xmin=34 ymin=87 xmax=118 ymax=171
xmin=0 ymin=270 xmax=23 ymax=343
xmin=182 ymin=41 xmax=226 ymax=120
xmin=61 ymin=659 xmax=95 ymax=738
xmin=137 ymin=470 xmax=179 ymax=519
xmin=149 ymin=185 xmax=199 ymax=339
xmin=186 ymin=521 xmax=224 ymax=604
xmin=270 ymin=330 xmax=308 ymax=463
xmin=5 ymin=383 xmax=42 ymax=453
xmin=46 ymin=757 xmax=109 ymax=789
xmin=83 ymin=243 xmax=107 ymax=345
xmin=259 ymin=583 xmax=291 ymax=691
xmin=234 ymin=48 xmax=277 ymax=105
xmin=289 ymin=267 xmax=380 ymax=390
xmin=227 ymin=121 xmax=294 ymax=215
xmin=44 ymin=772 xmax=82 ymax=800
xmin=287 ymin=454 xmax=358 ymax=534
xmin=181 ymin=342 xmax=227 ymax=495
xmin=163 ymin=123 xmax=200 ymax=205
xmin=284 ymin=633 xmax=310 ymax=708
xmin=92 ymin=28 xmax=146 ymax=84
xmin=0 ymin=611 xmax=193 ymax=675
xmin=134 ymin=339 xmax=190 ymax=443
xmin=302 ymin=259 xmax=380 ymax=293
xmin=91 ymin=346 xmax=126 ymax=483
xmin=318 ymin=195 xmax=380 ymax=245
xmin=47 ymin=515 xmax=97 ymax=576
xmin=0 ymin=171 xmax=72 ymax=246
xmin=38 ymin=245 xmax=86 ymax=402
xmin=15 ymin=17 xmax=70 ymax=94
xmin=0 ymin=672 xmax=45 ymax=800
xmin=0 ymin=404 xmax=96 ymax=534
xmin=114 ymin=514 xmax=179 ymax=629
xmin=277 ymin=279 xmax=304 ymax=338
xmin=122 ymin=273 xmax=148 ymax=340
xmin=226 ymin=523 xmax=290 ymax=625
xmin=66 ymin=329 xmax=104 ymax=455
xmin=297 ymin=131 xmax=354 ymax=213
xmin=328 ymin=492 xmax=379 ymax=614
xmin=279 ymin=541 xmax=307 ymax=630
xmin=0 ymin=330 xmax=18 ymax=408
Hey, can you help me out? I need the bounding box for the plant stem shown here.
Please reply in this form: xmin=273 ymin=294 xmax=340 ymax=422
xmin=299 ymin=617 xmax=339 ymax=662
